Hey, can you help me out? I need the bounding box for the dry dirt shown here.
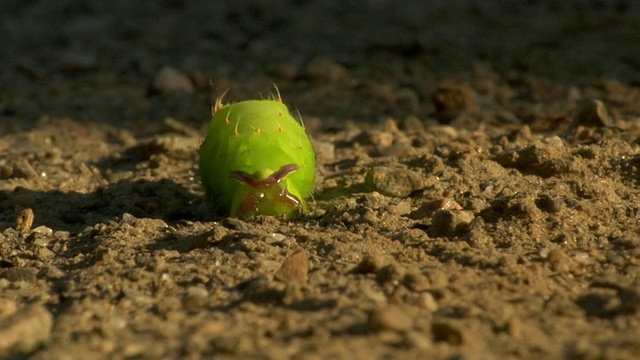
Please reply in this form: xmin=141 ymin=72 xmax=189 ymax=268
xmin=2 ymin=1 xmax=640 ymax=359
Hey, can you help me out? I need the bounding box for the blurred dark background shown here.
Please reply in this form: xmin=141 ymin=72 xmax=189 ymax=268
xmin=1 ymin=0 xmax=638 ymax=132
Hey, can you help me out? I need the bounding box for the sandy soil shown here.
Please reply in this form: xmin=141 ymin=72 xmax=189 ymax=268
xmin=2 ymin=0 xmax=640 ymax=359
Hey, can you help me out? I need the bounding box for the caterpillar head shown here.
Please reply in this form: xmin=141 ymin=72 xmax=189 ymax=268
xmin=229 ymin=164 xmax=305 ymax=218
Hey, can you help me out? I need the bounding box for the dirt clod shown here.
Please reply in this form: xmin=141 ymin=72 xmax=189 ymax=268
xmin=431 ymin=82 xmax=477 ymax=112
xmin=274 ymin=249 xmax=310 ymax=283
xmin=0 ymin=305 xmax=53 ymax=356
xmin=369 ymin=306 xmax=414 ymax=332
xmin=431 ymin=321 xmax=464 ymax=345
xmin=573 ymin=100 xmax=613 ymax=127
xmin=364 ymin=167 xmax=425 ymax=197
xmin=428 ymin=210 xmax=475 ymax=238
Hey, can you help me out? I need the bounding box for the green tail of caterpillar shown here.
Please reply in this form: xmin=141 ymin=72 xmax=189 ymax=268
xmin=198 ymin=89 xmax=316 ymax=219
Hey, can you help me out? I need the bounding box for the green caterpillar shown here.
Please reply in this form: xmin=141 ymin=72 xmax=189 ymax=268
xmin=199 ymin=90 xmax=316 ymax=219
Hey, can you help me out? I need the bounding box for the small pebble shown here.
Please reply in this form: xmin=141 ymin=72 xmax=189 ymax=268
xmin=0 ymin=305 xmax=53 ymax=355
xmin=32 ymin=225 xmax=52 ymax=237
xmin=352 ymin=254 xmax=396 ymax=275
xmin=152 ymin=66 xmax=195 ymax=94
xmin=412 ymin=292 xmax=439 ymax=312
xmin=105 ymin=170 xmax=133 ymax=183
xmin=121 ymin=213 xmax=138 ymax=225
xmin=405 ymin=330 xmax=432 ymax=350
xmin=535 ymin=195 xmax=561 ymax=213
xmin=36 ymin=247 xmax=55 ymax=261
xmin=369 ymin=306 xmax=414 ymax=332
xmin=182 ymin=286 xmax=209 ymax=311
xmin=13 ymin=159 xmax=38 ymax=179
xmin=0 ymin=165 xmax=12 ymax=179
xmin=2 ymin=268 xmax=37 ymax=283
xmin=572 ymin=99 xmax=613 ymax=127
xmin=365 ymin=167 xmax=426 ymax=198
xmin=312 ymin=140 xmax=335 ymax=162
xmin=393 ymin=201 xmax=412 ymax=216
xmin=547 ymin=249 xmax=566 ymax=264
xmin=265 ymin=233 xmax=286 ymax=245
xmin=428 ymin=210 xmax=475 ymax=238
xmin=431 ymin=82 xmax=477 ymax=112
xmin=410 ymin=198 xmax=462 ymax=219
xmin=122 ymin=287 xmax=155 ymax=305
xmin=274 ymin=249 xmax=309 ymax=283
xmin=431 ymin=321 xmax=464 ymax=345
xmin=0 ymin=299 xmax=17 ymax=317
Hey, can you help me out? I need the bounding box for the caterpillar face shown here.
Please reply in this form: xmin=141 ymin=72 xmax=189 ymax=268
xmin=198 ymin=92 xmax=316 ymax=219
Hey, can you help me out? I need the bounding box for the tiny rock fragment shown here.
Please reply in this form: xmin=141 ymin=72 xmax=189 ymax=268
xmin=393 ymin=201 xmax=412 ymax=216
xmin=29 ymin=227 xmax=54 ymax=247
xmin=369 ymin=306 xmax=414 ymax=332
xmin=377 ymin=138 xmax=414 ymax=158
xmin=401 ymin=115 xmax=425 ymax=134
xmin=412 ymin=292 xmax=439 ymax=312
xmin=351 ymin=254 xmax=397 ymax=275
xmin=16 ymin=208 xmax=34 ymax=235
xmin=402 ymin=268 xmax=430 ymax=291
xmin=182 ymin=286 xmax=209 ymax=312
xmin=122 ymin=287 xmax=155 ymax=305
xmin=410 ymin=198 xmax=462 ymax=219
xmin=431 ymin=82 xmax=477 ymax=112
xmin=428 ymin=210 xmax=475 ymax=238
xmin=547 ymin=249 xmax=566 ymax=265
xmin=376 ymin=263 xmax=406 ymax=284
xmin=589 ymin=276 xmax=640 ymax=315
xmin=365 ymin=167 xmax=425 ymax=197
xmin=265 ymin=232 xmax=286 ymax=245
xmin=0 ymin=305 xmax=53 ymax=355
xmin=121 ymin=213 xmax=138 ymax=225
xmin=105 ymin=170 xmax=133 ymax=183
xmin=274 ymin=249 xmax=309 ymax=283
xmin=404 ymin=330 xmax=432 ymax=350
xmin=312 ymin=140 xmax=335 ymax=162
xmin=222 ymin=217 xmax=252 ymax=231
xmin=353 ymin=130 xmax=393 ymax=147
xmin=152 ymin=66 xmax=195 ymax=94
xmin=535 ymin=194 xmax=562 ymax=213
xmin=0 ymin=165 xmax=12 ymax=179
xmin=237 ymin=275 xmax=284 ymax=303
xmin=13 ymin=159 xmax=38 ymax=179
xmin=572 ymin=99 xmax=613 ymax=127
xmin=432 ymin=321 xmax=464 ymax=345
xmin=36 ymin=247 xmax=55 ymax=261
xmin=2 ymin=267 xmax=38 ymax=283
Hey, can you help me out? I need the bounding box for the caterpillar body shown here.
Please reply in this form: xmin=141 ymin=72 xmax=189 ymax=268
xmin=199 ymin=92 xmax=315 ymax=219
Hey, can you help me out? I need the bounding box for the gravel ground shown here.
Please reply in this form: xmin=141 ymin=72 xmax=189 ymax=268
xmin=1 ymin=1 xmax=640 ymax=359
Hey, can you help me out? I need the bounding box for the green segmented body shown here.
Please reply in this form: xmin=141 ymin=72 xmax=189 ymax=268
xmin=199 ymin=98 xmax=315 ymax=219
